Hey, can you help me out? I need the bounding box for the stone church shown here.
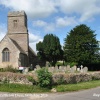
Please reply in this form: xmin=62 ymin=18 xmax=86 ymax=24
xmin=0 ymin=11 xmax=38 ymax=69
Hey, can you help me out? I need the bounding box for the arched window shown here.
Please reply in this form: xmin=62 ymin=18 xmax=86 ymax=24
xmin=2 ymin=48 xmax=10 ymax=62
xmin=13 ymin=20 xmax=17 ymax=28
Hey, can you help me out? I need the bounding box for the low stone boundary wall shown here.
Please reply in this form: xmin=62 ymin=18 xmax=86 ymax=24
xmin=52 ymin=72 xmax=100 ymax=85
xmin=0 ymin=72 xmax=100 ymax=85
xmin=0 ymin=72 xmax=35 ymax=85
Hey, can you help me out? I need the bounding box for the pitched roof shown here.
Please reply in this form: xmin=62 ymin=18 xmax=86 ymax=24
xmin=10 ymin=39 xmax=26 ymax=54
xmin=29 ymin=46 xmax=37 ymax=56
xmin=0 ymin=35 xmax=25 ymax=54
xmin=0 ymin=35 xmax=36 ymax=55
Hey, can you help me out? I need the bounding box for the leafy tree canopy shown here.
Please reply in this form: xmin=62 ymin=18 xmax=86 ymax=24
xmin=36 ymin=34 xmax=63 ymax=66
xmin=64 ymin=24 xmax=99 ymax=65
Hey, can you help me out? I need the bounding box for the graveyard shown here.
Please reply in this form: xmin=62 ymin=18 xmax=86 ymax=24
xmin=0 ymin=63 xmax=100 ymax=93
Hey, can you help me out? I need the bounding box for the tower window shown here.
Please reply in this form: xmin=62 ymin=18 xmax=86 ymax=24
xmin=13 ymin=20 xmax=18 ymax=28
xmin=2 ymin=48 xmax=10 ymax=62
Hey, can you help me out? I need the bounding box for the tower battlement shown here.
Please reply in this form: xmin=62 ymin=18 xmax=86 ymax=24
xmin=7 ymin=10 xmax=28 ymax=34
xmin=8 ymin=11 xmax=26 ymax=17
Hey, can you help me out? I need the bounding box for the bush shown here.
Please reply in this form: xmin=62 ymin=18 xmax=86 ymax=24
xmin=65 ymin=62 xmax=78 ymax=67
xmin=0 ymin=65 xmax=19 ymax=73
xmin=37 ymin=67 xmax=52 ymax=88
xmin=56 ymin=61 xmax=63 ymax=66
xmin=27 ymin=76 xmax=37 ymax=85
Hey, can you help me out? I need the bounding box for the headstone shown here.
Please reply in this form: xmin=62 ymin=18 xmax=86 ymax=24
xmin=35 ymin=65 xmax=41 ymax=70
xmin=83 ymin=67 xmax=88 ymax=73
xmin=23 ymin=67 xmax=29 ymax=74
xmin=59 ymin=66 xmax=64 ymax=73
xmin=48 ymin=67 xmax=54 ymax=73
xmin=71 ymin=67 xmax=75 ymax=73
xmin=54 ymin=66 xmax=59 ymax=73
xmin=80 ymin=65 xmax=83 ymax=73
xmin=73 ymin=65 xmax=77 ymax=71
xmin=45 ymin=61 xmax=50 ymax=67
xmin=63 ymin=66 xmax=67 ymax=72
xmin=77 ymin=68 xmax=80 ymax=72
xmin=66 ymin=65 xmax=70 ymax=72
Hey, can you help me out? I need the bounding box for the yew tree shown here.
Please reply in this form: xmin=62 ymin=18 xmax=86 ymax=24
xmin=64 ymin=24 xmax=99 ymax=65
xmin=36 ymin=34 xmax=63 ymax=66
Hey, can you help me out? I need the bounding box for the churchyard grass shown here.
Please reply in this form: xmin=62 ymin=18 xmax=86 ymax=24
xmin=0 ymin=83 xmax=50 ymax=93
xmin=55 ymin=80 xmax=100 ymax=92
xmin=0 ymin=80 xmax=100 ymax=93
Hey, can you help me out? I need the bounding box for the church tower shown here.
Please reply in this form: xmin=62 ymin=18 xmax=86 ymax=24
xmin=7 ymin=11 xmax=29 ymax=55
xmin=0 ymin=11 xmax=38 ymax=68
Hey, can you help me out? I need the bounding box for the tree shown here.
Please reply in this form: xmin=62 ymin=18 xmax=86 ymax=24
xmin=36 ymin=34 xmax=63 ymax=66
xmin=64 ymin=24 xmax=99 ymax=65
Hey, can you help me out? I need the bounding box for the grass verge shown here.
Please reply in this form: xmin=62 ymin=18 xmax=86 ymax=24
xmin=0 ymin=84 xmax=50 ymax=93
xmin=0 ymin=80 xmax=100 ymax=93
xmin=54 ymin=80 xmax=100 ymax=92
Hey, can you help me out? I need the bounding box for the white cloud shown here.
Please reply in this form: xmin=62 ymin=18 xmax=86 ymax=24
xmin=44 ymin=23 xmax=55 ymax=32
xmin=58 ymin=0 xmax=100 ymax=22
xmin=56 ymin=16 xmax=78 ymax=27
xmin=33 ymin=20 xmax=55 ymax=32
xmin=29 ymin=32 xmax=42 ymax=43
xmin=33 ymin=16 xmax=78 ymax=32
xmin=0 ymin=0 xmax=57 ymax=18
xmin=33 ymin=20 xmax=47 ymax=27
xmin=0 ymin=0 xmax=100 ymax=24
xmin=29 ymin=32 xmax=43 ymax=53
xmin=0 ymin=24 xmax=6 ymax=41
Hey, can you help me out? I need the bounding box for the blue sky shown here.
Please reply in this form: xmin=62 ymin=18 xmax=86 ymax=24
xmin=0 ymin=0 xmax=100 ymax=52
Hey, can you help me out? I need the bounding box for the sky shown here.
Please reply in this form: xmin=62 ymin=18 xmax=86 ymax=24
xmin=0 ymin=0 xmax=100 ymax=53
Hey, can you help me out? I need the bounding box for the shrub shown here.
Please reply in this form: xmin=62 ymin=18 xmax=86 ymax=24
xmin=27 ymin=76 xmax=37 ymax=85
xmin=0 ymin=65 xmax=19 ymax=73
xmin=37 ymin=67 xmax=52 ymax=88
xmin=56 ymin=61 xmax=63 ymax=66
xmin=64 ymin=62 xmax=78 ymax=67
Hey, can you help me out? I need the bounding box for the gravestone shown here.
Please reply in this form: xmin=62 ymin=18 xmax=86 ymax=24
xmin=83 ymin=67 xmax=88 ymax=73
xmin=59 ymin=66 xmax=65 ymax=73
xmin=54 ymin=66 xmax=59 ymax=73
xmin=23 ymin=67 xmax=29 ymax=74
xmin=48 ymin=67 xmax=54 ymax=73
xmin=45 ymin=61 xmax=50 ymax=67
xmin=77 ymin=68 xmax=80 ymax=72
xmin=80 ymin=65 xmax=83 ymax=73
xmin=35 ymin=65 xmax=41 ymax=70
xmin=66 ymin=65 xmax=70 ymax=72
xmin=63 ymin=66 xmax=67 ymax=72
xmin=73 ymin=65 xmax=77 ymax=71
xmin=71 ymin=67 xmax=75 ymax=73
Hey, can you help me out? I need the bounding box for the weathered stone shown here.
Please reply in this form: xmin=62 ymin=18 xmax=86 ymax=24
xmin=48 ymin=67 xmax=55 ymax=73
xmin=51 ymin=88 xmax=57 ymax=92
xmin=80 ymin=65 xmax=83 ymax=73
xmin=83 ymin=67 xmax=88 ymax=73
xmin=54 ymin=66 xmax=59 ymax=73
xmin=66 ymin=65 xmax=70 ymax=72
xmin=35 ymin=65 xmax=41 ymax=70
xmin=0 ymin=11 xmax=37 ymax=69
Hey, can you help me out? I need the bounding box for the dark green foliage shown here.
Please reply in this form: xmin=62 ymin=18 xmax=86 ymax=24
xmin=36 ymin=34 xmax=63 ymax=66
xmin=65 ymin=62 xmax=78 ymax=67
xmin=27 ymin=76 xmax=37 ymax=85
xmin=56 ymin=61 xmax=64 ymax=66
xmin=37 ymin=67 xmax=52 ymax=88
xmin=64 ymin=24 xmax=99 ymax=65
